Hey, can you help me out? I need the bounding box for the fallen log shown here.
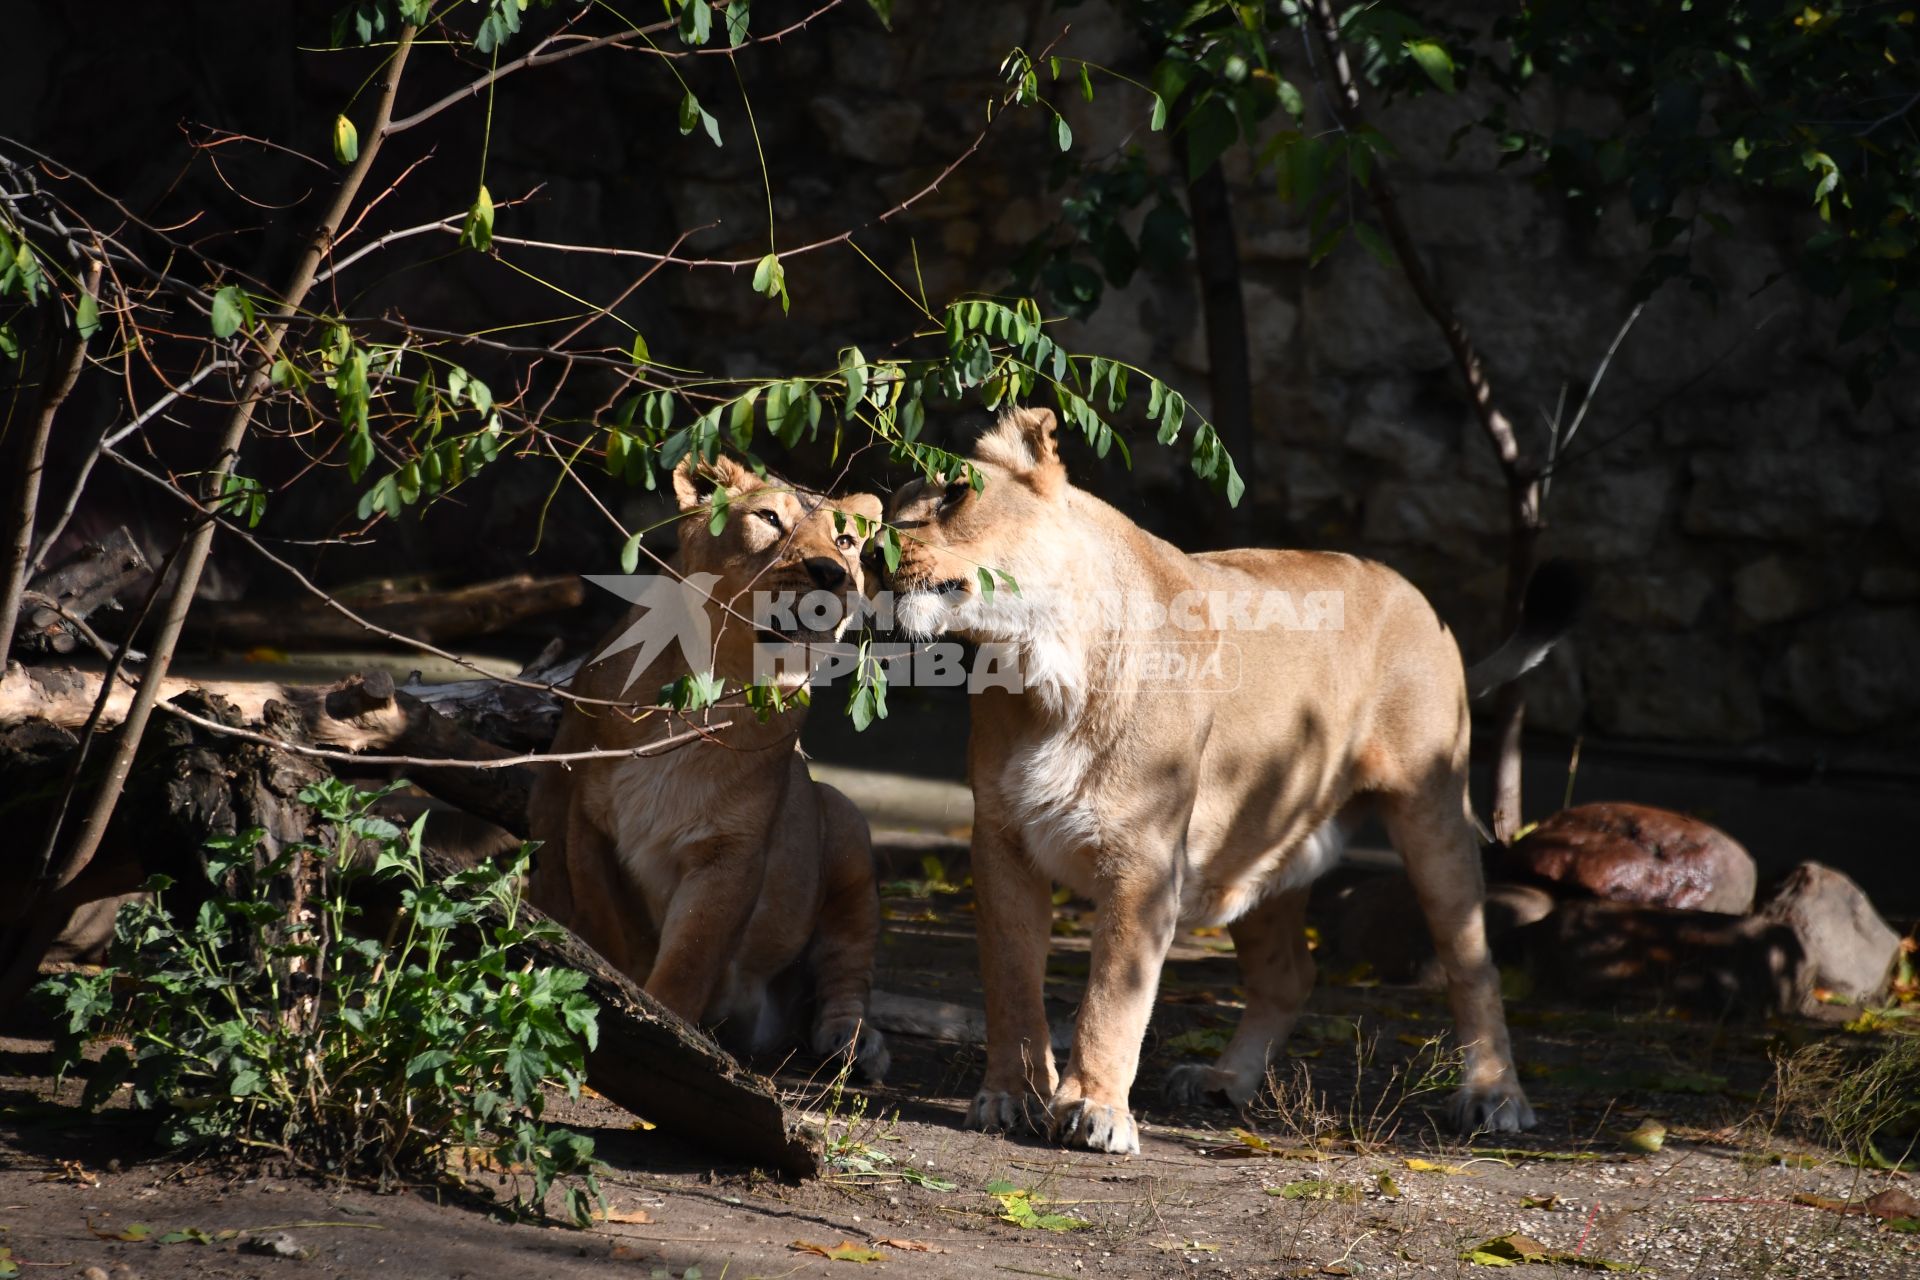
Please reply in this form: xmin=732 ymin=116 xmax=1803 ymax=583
xmin=10 ymin=528 xmax=150 ymax=658
xmin=1 ymin=664 xmax=533 ymax=837
xmin=1 ymin=688 xmax=817 ymax=1177
xmin=176 ymin=573 xmax=586 ymax=648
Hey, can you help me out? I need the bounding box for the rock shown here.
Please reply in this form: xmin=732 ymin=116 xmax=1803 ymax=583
xmin=1684 ymin=450 xmax=1882 ymax=539
xmin=1860 ymin=564 xmax=1920 ymax=603
xmin=1507 ymin=803 xmax=1757 ymax=914
xmin=1781 ymin=609 xmax=1920 ymax=733
xmin=1361 ymin=478 xmax=1506 ymax=547
xmin=1865 ymin=1188 xmax=1920 ymax=1222
xmin=1343 ymin=378 xmax=1460 ymax=475
xmin=82 ymin=1267 xmax=110 ymax=1280
xmin=1588 ymin=568 xmax=1714 ymax=629
xmin=807 ymin=95 xmax=925 ymax=166
xmin=1318 ymin=873 xmax=1555 ymax=986
xmin=1303 ymin=257 xmax=1450 ymax=375
xmin=1398 ymin=179 xmax=1559 ymax=256
xmin=1549 ymin=465 xmax=1673 ymax=561
xmin=1510 ymin=900 xmax=1804 ymax=1017
xmin=1757 ymin=863 xmax=1901 ymax=1006
xmin=1582 ymin=632 xmax=1765 ymax=742
xmin=1733 ymin=555 xmax=1840 ymax=626
xmin=1888 ymin=452 xmax=1920 ymax=553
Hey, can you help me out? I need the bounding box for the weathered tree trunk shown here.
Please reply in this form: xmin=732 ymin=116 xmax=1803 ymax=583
xmin=1172 ymin=115 xmax=1255 ymax=548
xmin=172 ymin=573 xmax=586 ymax=649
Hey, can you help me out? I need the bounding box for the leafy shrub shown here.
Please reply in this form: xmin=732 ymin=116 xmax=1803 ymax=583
xmin=38 ymin=778 xmax=605 ymax=1224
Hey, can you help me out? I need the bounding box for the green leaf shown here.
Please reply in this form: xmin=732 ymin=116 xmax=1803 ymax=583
xmin=723 ymin=0 xmax=750 ymax=45
xmin=74 ymin=292 xmax=100 ymax=341
xmin=865 ymin=0 xmax=892 ymax=28
xmin=841 ymin=346 xmax=869 ymax=410
xmin=678 ymin=0 xmax=712 ymax=45
xmin=333 ymin=113 xmax=360 ymax=165
xmin=1054 ymin=112 xmax=1073 ymax=152
xmin=1353 ymin=222 xmax=1394 ymax=268
xmin=752 ymin=253 xmax=789 ymax=312
xmin=460 ymin=185 xmax=495 ymax=252
xmin=1276 ymin=77 xmax=1304 ymax=120
xmin=1405 ymin=39 xmax=1456 ymax=94
xmin=0 ymin=324 xmax=17 ymax=360
xmin=1149 ymin=92 xmax=1167 ymax=131
xmin=210 ymin=285 xmax=248 ymax=339
xmin=629 ymin=332 xmax=650 ymax=365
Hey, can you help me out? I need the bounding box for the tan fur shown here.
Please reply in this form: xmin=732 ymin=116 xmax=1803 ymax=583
xmin=885 ymin=407 xmax=1535 ymax=1152
xmin=529 ymin=455 xmax=890 ymax=1079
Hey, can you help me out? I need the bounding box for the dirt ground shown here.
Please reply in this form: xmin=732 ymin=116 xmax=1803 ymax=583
xmin=2 ymin=849 xmax=1915 ymax=1280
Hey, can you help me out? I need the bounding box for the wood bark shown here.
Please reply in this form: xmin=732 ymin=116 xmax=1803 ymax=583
xmin=0 ymin=664 xmax=534 ymax=837
xmin=175 ymin=573 xmax=586 ymax=649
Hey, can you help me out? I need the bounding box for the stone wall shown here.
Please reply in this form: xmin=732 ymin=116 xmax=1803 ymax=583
xmin=10 ymin=0 xmax=1918 ymax=758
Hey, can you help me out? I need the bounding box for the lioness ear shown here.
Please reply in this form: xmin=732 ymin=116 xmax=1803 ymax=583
xmin=975 ymin=405 xmax=1065 ymax=495
xmin=671 ymin=453 xmax=757 ymax=513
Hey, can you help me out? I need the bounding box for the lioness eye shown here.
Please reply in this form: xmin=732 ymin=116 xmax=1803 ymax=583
xmin=836 ymin=534 xmax=858 ymax=551
xmin=756 ymin=508 xmax=783 ymax=531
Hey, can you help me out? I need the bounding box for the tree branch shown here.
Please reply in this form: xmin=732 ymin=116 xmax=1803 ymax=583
xmin=1 ymin=257 xmax=100 ymax=660
xmin=29 ymin=27 xmax=420 ymax=904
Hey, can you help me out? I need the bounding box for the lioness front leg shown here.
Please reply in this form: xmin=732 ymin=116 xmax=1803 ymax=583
xmin=1386 ymin=789 xmax=1535 ymax=1134
xmin=966 ymin=822 xmax=1058 ymax=1136
xmin=645 ymin=841 xmax=769 ymax=1024
xmin=1165 ymin=886 xmax=1313 ymax=1109
xmin=1052 ymin=862 xmax=1181 ymax=1155
xmin=808 ymin=784 xmax=889 ymax=1081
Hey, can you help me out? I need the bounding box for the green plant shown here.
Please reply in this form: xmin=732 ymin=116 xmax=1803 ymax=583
xmin=38 ymin=778 xmax=606 ymax=1224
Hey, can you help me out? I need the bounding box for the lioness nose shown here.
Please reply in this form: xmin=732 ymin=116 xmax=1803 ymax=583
xmin=804 ymin=556 xmax=848 ymax=590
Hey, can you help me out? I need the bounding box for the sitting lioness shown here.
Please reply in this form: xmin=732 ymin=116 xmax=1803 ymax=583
xmin=529 ymin=454 xmax=890 ymax=1079
xmin=885 ymin=406 xmax=1570 ymax=1152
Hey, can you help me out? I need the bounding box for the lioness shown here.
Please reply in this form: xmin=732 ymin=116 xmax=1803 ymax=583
xmin=528 ymin=455 xmax=890 ymax=1079
xmin=885 ymin=406 xmax=1567 ymax=1152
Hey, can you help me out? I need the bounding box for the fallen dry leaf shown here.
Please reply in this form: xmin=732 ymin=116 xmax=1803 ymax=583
xmin=872 ymin=1238 xmax=947 ymax=1253
xmin=791 ymin=1239 xmax=886 ymax=1263
xmin=1866 ymin=1188 xmax=1920 ymax=1221
xmin=600 ymin=1206 xmax=654 ymax=1225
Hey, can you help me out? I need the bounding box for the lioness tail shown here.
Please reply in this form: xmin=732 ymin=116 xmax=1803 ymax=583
xmin=1464 ymin=559 xmax=1587 ymax=699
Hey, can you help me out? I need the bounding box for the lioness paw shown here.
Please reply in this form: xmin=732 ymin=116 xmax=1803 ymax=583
xmin=1446 ymin=1082 xmax=1536 ymax=1134
xmin=1051 ymin=1097 xmax=1139 ymax=1155
xmin=812 ymin=1017 xmax=891 ymax=1084
xmin=964 ymin=1089 xmax=1035 ymax=1135
xmin=1162 ymin=1063 xmax=1254 ymax=1109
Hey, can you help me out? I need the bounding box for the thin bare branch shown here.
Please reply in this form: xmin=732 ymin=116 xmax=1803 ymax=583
xmin=31 ymin=25 xmax=422 ymax=902
xmin=1 ymin=257 xmax=101 ymax=659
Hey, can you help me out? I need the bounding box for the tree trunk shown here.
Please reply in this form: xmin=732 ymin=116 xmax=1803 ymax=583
xmin=1171 ymin=127 xmax=1255 ymax=547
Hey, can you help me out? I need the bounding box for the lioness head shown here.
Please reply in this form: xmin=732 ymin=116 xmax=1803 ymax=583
xmin=884 ymin=405 xmax=1071 ymax=641
xmin=673 ymin=454 xmax=883 ymax=652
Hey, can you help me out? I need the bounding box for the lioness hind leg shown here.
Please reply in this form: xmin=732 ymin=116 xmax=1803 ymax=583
xmin=1384 ymin=781 xmax=1535 ymax=1134
xmin=1164 ymin=886 xmax=1313 ymax=1109
xmin=807 ymin=784 xmax=889 ymax=1082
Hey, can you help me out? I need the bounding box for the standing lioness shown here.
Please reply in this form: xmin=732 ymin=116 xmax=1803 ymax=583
xmin=886 ymin=407 xmax=1560 ymax=1153
xmin=529 ymin=455 xmax=890 ymax=1079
